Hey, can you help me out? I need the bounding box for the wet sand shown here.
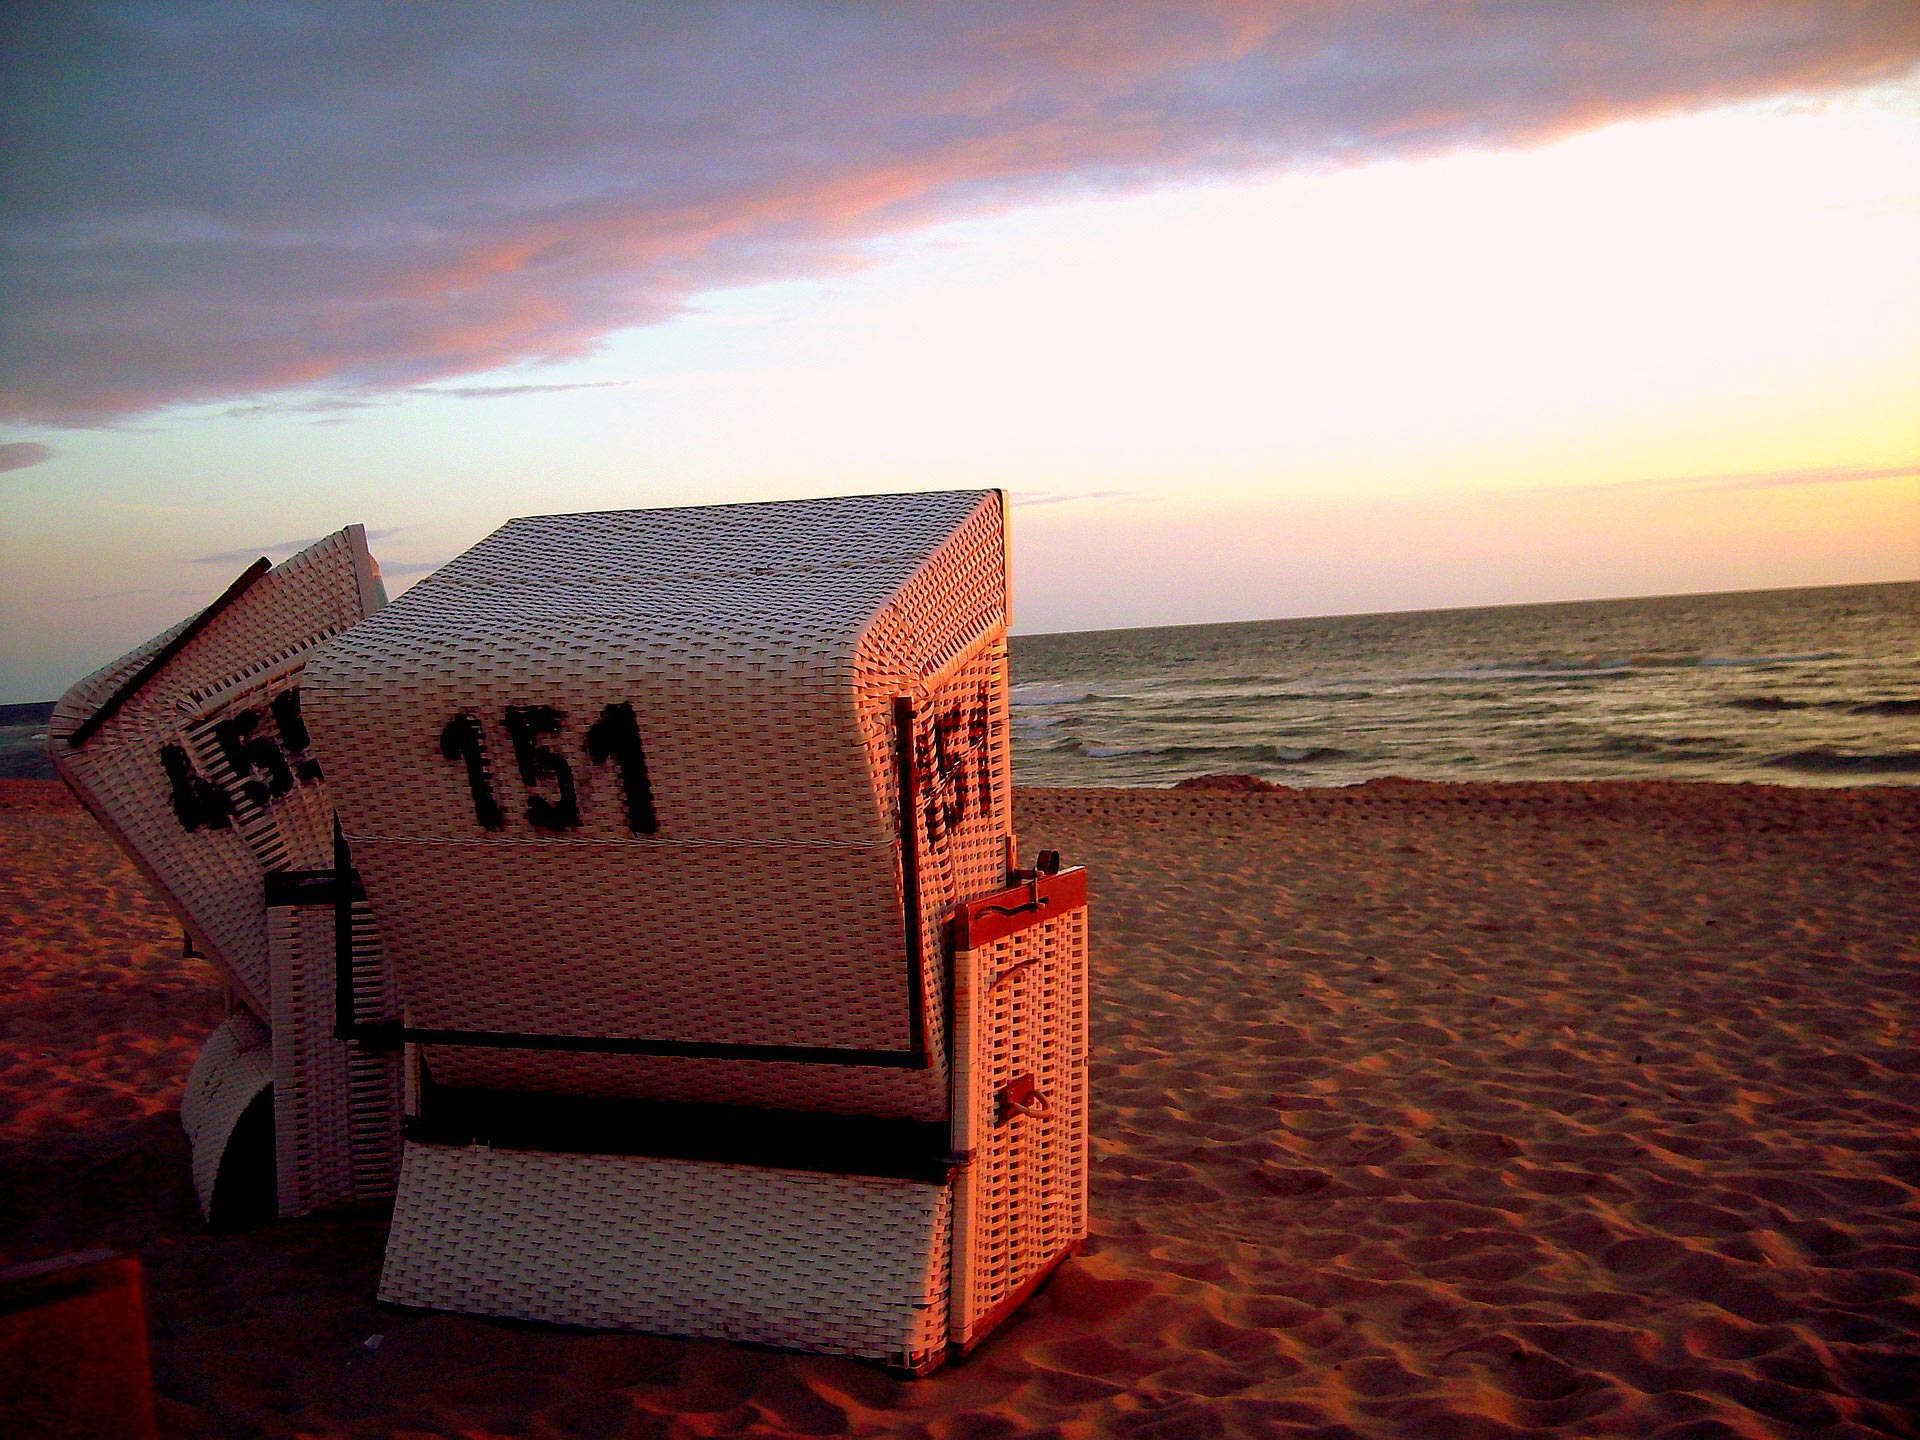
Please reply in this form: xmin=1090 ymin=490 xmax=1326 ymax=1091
xmin=2 ymin=776 xmax=1916 ymax=1438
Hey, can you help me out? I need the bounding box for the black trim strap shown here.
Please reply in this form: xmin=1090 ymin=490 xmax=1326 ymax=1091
xmin=895 ymin=694 xmax=929 ymax=1063
xmin=404 ymin=1029 xmax=926 ymax=1067
xmin=407 ymin=1082 xmax=958 ymax=1183
xmin=65 ymin=558 xmax=271 ymax=749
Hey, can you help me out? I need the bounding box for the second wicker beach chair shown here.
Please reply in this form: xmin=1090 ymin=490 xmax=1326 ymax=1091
xmin=49 ymin=528 xmax=402 ymax=1223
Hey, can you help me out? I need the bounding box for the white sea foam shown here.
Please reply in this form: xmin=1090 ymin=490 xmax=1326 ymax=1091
xmin=1008 ymin=682 xmax=1095 ymax=707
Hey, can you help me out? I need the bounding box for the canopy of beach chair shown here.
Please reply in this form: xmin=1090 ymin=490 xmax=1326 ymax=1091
xmin=303 ymin=491 xmax=1013 ymax=1121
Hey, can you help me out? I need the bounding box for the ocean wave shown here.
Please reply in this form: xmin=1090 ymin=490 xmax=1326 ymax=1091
xmin=1411 ymin=668 xmax=1638 ymax=685
xmin=1133 ymin=689 xmax=1374 ymax=711
xmin=1459 ymin=658 xmax=1636 ymax=674
xmin=1169 ymin=742 xmax=1348 ymax=764
xmin=1068 ymin=739 xmax=1348 ymax=764
xmin=1450 ymin=651 xmax=1842 ymax=677
xmin=1266 ymin=746 xmax=1346 ymax=764
xmin=1764 ymin=748 xmax=1920 ymax=775
xmin=1726 ymin=695 xmax=1812 ymax=711
xmin=1132 ymin=690 xmax=1304 ymax=710
xmin=1157 ymin=673 xmax=1288 ymax=690
xmin=1008 ymin=683 xmax=1096 ymax=707
xmin=1726 ymin=695 xmax=1920 ymax=716
xmin=1697 ymin=652 xmax=1841 ymax=667
xmin=1585 ymin=734 xmax=1742 ymax=760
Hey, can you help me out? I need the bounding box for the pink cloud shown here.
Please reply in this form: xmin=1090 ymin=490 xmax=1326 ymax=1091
xmin=3 ymin=1 xmax=1915 ymax=425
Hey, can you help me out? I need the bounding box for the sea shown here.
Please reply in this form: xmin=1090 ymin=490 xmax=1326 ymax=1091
xmin=1008 ymin=580 xmax=1920 ymax=790
xmin=4 ymin=580 xmax=1915 ymax=789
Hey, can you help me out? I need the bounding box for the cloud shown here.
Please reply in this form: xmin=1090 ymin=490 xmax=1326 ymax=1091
xmin=192 ymin=526 xmax=405 ymax=565
xmin=219 ymin=378 xmax=625 ymax=418
xmin=63 ymin=587 xmax=208 ymax=605
xmin=1012 ymin=489 xmax=1142 ymax=507
xmin=0 ymin=441 xmax=53 ymax=472
xmin=223 ymin=394 xmax=388 ymax=418
xmin=3 ymin=2 xmax=1915 ymax=424
xmin=1694 ymin=462 xmax=1920 ymax=491
xmin=1575 ymin=461 xmax=1920 ymax=495
xmin=429 ymin=380 xmax=632 ymax=400
xmin=376 ymin=559 xmax=444 ymax=577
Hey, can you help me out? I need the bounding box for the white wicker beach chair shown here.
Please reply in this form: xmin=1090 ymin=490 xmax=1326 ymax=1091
xmin=49 ymin=527 xmax=403 ymax=1223
xmin=301 ymin=491 xmax=1089 ymax=1371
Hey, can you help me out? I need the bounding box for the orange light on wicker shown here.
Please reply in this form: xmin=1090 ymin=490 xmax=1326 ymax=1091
xmin=302 ymin=491 xmax=1089 ymax=1371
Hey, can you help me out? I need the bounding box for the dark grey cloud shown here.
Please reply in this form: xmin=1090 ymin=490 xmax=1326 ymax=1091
xmin=0 ymin=441 xmax=53 ymax=472
xmin=3 ymin=2 xmax=1915 ymax=424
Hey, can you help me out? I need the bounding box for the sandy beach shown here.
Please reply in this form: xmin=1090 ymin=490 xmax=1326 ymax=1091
xmin=2 ymin=774 xmax=1915 ymax=1439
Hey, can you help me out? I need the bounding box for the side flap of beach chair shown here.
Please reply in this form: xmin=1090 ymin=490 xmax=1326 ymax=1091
xmin=854 ymin=491 xmax=1015 ymax=1097
xmin=265 ymin=868 xmax=403 ymax=1217
xmin=947 ymin=867 xmax=1092 ymax=1353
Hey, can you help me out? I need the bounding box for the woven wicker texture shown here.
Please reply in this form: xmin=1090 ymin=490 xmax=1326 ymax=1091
xmin=266 ymin=903 xmax=402 ymax=1215
xmin=380 ymin=1143 xmax=951 ymax=1369
xmin=950 ymin=892 xmax=1091 ymax=1347
xmin=177 ymin=1010 xmax=274 ymax=1219
xmin=50 ymin=528 xmax=385 ymax=1016
xmin=303 ymin=493 xmax=1011 ymax=1118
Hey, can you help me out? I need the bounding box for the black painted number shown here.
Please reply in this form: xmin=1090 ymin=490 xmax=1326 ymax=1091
xmin=439 ymin=703 xmax=658 ymax=834
xmin=503 ymin=705 xmax=580 ymax=831
xmin=917 ymin=683 xmax=994 ymax=848
xmin=211 ymin=709 xmax=295 ymax=807
xmin=585 ymin=702 xmax=658 ymax=834
xmin=269 ymin=690 xmax=324 ymax=783
xmin=158 ymin=686 xmax=322 ymax=833
xmin=439 ymin=712 xmax=505 ymax=830
xmin=161 ymin=744 xmax=234 ymax=831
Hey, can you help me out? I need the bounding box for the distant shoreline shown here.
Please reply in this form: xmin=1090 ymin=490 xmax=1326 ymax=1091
xmin=1008 ymin=575 xmax=1919 ymax=644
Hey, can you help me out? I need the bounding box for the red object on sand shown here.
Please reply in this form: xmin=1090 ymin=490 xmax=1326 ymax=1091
xmin=0 ymin=1250 xmax=160 ymax=1440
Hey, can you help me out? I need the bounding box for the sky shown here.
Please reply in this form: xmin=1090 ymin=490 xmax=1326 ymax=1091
xmin=3 ymin=2 xmax=1918 ymax=704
